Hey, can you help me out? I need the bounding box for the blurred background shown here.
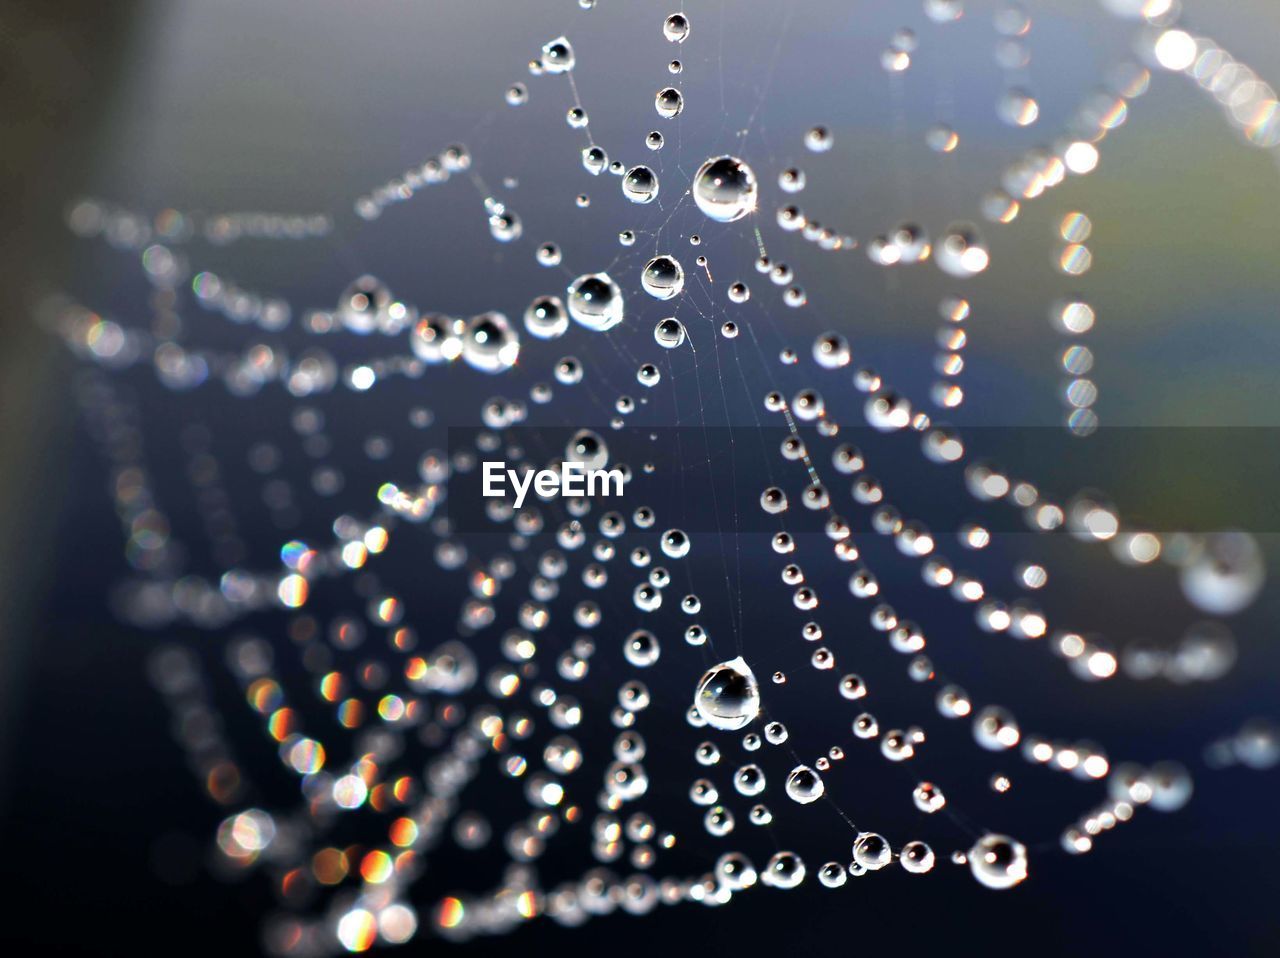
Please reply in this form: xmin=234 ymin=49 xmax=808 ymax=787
xmin=2 ymin=0 xmax=1279 ymax=954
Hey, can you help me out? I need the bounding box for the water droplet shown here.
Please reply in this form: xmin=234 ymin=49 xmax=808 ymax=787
xmin=655 ymin=87 xmax=684 ymax=119
xmin=913 ymin=781 xmax=946 ymax=813
xmin=865 ymin=391 xmax=912 ymax=431
xmin=661 ymin=528 xmax=690 ymax=559
xmin=524 ymin=296 xmax=569 ymax=340
xmin=653 ymin=317 xmax=686 ymax=349
xmin=784 ymin=765 xmax=825 ymax=804
xmin=565 ymin=428 xmax=608 ymax=471
xmin=567 ymin=272 xmax=624 ymax=331
xmin=663 ymin=13 xmax=690 ymax=43
xmin=813 ymin=333 xmax=852 ymax=369
xmin=852 ymin=832 xmax=892 ymax=870
xmin=818 ymin=862 xmax=847 ymax=888
xmin=779 ymin=167 xmax=805 ymax=192
xmin=461 ymin=312 xmax=520 ymax=373
xmin=981 ymin=191 xmax=1020 ymax=224
xmin=1180 ymin=532 xmax=1265 ymax=614
xmin=488 ymin=206 xmax=522 ymax=242
xmin=974 ymin=706 xmax=1020 ymax=750
xmin=925 ymin=0 xmax=965 ymax=24
xmin=694 ymin=657 xmax=761 ymax=731
xmin=410 ymin=314 xmax=462 ymax=364
xmin=968 ymin=834 xmax=1028 ymax=889
xmin=555 ymin=356 xmax=583 ymax=385
xmin=622 ymin=166 xmax=660 ymax=204
xmin=624 ymin=629 xmax=661 ymax=667
xmin=891 ymin=223 xmax=930 ymax=262
xmin=900 ymin=841 xmax=935 ymax=874
xmin=999 ymin=88 xmax=1040 ymax=126
xmin=760 ymin=851 xmax=805 ymax=889
xmin=734 ymin=764 xmax=766 ymax=796
xmin=641 ymin=255 xmax=685 ymax=300
xmin=805 ymin=126 xmax=833 ymax=152
xmin=760 ymin=487 xmax=788 ymax=514
xmin=717 ymin=852 xmax=756 ymax=889
xmin=926 ymin=123 xmax=960 ymax=152
xmin=541 ymin=37 xmax=576 ymax=74
xmin=935 ymin=223 xmax=991 ymax=277
xmin=338 ymin=275 xmax=391 ymax=334
xmin=582 ymin=146 xmax=608 ymax=176
xmin=692 ymin=156 xmax=758 ymax=222
xmin=882 ymin=47 xmax=911 ymax=72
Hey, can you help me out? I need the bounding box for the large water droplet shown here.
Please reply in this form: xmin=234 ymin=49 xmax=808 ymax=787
xmin=622 ymin=166 xmax=660 ymax=204
xmin=461 ymin=312 xmax=520 ymax=373
xmin=524 ymin=296 xmax=569 ymax=340
xmin=663 ymin=13 xmax=690 ymax=43
xmin=760 ymin=851 xmax=805 ymax=889
xmin=653 ymin=317 xmax=686 ymax=349
xmin=624 ymin=629 xmax=661 ymax=667
xmin=935 ymin=223 xmax=990 ymax=276
xmin=410 ymin=314 xmax=462 ymax=364
xmin=541 ymin=37 xmax=575 ymax=74
xmin=660 ymin=528 xmax=690 ymax=558
xmin=567 ymin=272 xmax=624 ymax=331
xmin=655 ymin=87 xmax=684 ymax=119
xmin=784 ymin=765 xmax=825 ymax=804
xmin=692 ymin=156 xmax=758 ymax=223
xmin=900 ymin=840 xmax=935 ymax=874
xmin=694 ymin=657 xmax=760 ymax=731
xmin=566 ymin=428 xmax=609 ymax=470
xmin=968 ymin=834 xmax=1028 ymax=889
xmin=487 ymin=209 xmax=521 ymax=243
xmin=813 ymin=333 xmax=851 ymax=369
xmin=338 ymin=275 xmax=391 ymax=335
xmin=865 ymin=390 xmax=912 ymax=431
xmin=582 ymin=146 xmax=608 ymax=176
xmin=853 ymin=832 xmax=892 ymax=870
xmin=1180 ymin=531 xmax=1265 ymax=615
xmin=641 ymin=255 xmax=685 ymax=300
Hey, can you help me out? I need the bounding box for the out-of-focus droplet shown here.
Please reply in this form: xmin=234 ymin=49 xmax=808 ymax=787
xmin=968 ymin=834 xmax=1028 ymax=889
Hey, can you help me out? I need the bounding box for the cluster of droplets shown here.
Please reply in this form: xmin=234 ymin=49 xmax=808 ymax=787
xmin=68 ymin=198 xmax=332 ymax=247
xmin=43 ymin=1 xmax=1280 ymax=953
xmin=354 ymin=144 xmax=472 ymax=221
xmin=775 ymin=167 xmax=856 ymax=253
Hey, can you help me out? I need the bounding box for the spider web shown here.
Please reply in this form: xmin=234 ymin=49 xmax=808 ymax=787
xmin=43 ymin=0 xmax=1280 ymax=953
